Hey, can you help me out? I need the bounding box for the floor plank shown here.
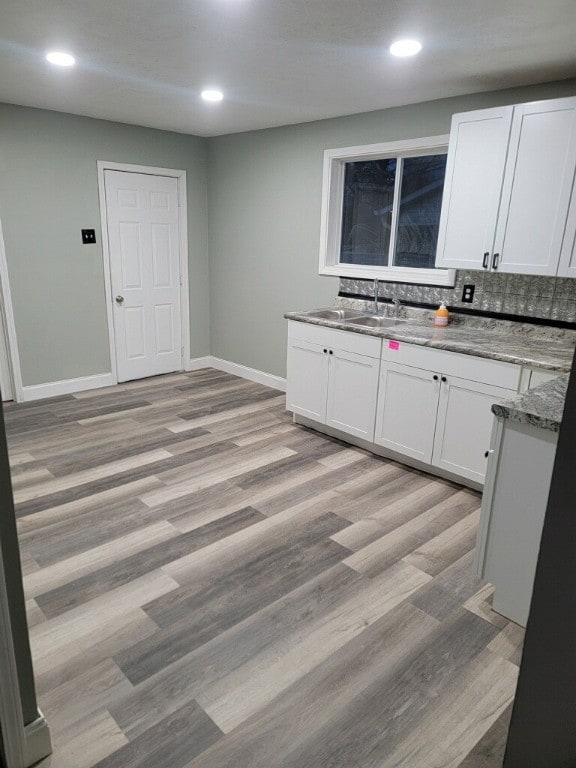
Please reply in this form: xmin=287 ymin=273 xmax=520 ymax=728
xmin=5 ymin=369 xmax=522 ymax=768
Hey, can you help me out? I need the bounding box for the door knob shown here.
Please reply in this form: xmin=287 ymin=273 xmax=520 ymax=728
xmin=115 ymin=295 xmax=124 ymax=304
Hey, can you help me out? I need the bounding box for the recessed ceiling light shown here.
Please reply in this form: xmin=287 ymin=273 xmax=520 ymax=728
xmin=389 ymin=39 xmax=422 ymax=57
xmin=201 ymin=89 xmax=224 ymax=103
xmin=46 ymin=51 xmax=76 ymax=67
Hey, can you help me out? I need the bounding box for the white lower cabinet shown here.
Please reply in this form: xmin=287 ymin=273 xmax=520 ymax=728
xmin=375 ymin=341 xmax=522 ymax=484
xmin=374 ymin=361 xmax=516 ymax=484
xmin=286 ymin=321 xmax=381 ymax=441
xmin=286 ymin=321 xmax=525 ymax=486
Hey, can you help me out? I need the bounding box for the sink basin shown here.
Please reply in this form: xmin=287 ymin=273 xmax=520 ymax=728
xmin=302 ymin=308 xmax=364 ymax=321
xmin=344 ymin=315 xmax=408 ymax=328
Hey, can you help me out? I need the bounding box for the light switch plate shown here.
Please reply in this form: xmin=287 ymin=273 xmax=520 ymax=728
xmin=81 ymin=229 xmax=96 ymax=244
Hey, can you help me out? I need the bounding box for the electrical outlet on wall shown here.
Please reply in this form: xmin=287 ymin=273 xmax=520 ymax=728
xmin=461 ymin=284 xmax=475 ymax=303
xmin=81 ymin=229 xmax=96 ymax=244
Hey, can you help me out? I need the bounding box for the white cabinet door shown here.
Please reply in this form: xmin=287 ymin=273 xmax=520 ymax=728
xmin=286 ymin=339 xmax=329 ymax=422
xmin=432 ymin=376 xmax=514 ymax=484
xmin=558 ymin=180 xmax=576 ymax=276
xmin=476 ymin=418 xmax=557 ymax=626
xmin=557 ymin=146 xmax=576 ymax=277
xmin=435 ymin=106 xmax=513 ymax=270
xmin=374 ymin=362 xmax=440 ymax=463
xmin=494 ymin=97 xmax=576 ymax=276
xmin=326 ymin=349 xmax=380 ymax=441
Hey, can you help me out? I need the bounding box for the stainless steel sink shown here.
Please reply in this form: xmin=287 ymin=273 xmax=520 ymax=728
xmin=301 ymin=308 xmax=364 ymax=321
xmin=344 ymin=315 xmax=409 ymax=328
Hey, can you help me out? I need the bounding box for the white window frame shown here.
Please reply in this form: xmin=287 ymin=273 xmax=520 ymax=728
xmin=318 ymin=135 xmax=456 ymax=287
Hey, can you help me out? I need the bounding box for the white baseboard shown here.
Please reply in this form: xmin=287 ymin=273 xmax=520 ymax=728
xmin=19 ymin=359 xmax=285 ymax=402
xmin=186 ymin=356 xmax=213 ymax=372
xmin=188 ymin=356 xmax=286 ymax=392
xmin=21 ymin=372 xmax=116 ymax=402
xmin=24 ymin=710 xmax=52 ymax=767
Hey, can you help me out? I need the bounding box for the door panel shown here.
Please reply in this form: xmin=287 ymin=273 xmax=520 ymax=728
xmin=374 ymin=362 xmax=440 ymax=462
xmin=151 ymin=224 xmax=172 ymax=287
xmin=105 ymin=170 xmax=182 ymax=382
xmin=154 ymin=304 xmax=175 ymax=354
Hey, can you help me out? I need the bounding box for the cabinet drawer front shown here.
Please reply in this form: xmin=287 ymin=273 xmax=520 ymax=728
xmin=381 ymin=340 xmax=521 ymax=390
xmin=288 ymin=321 xmax=381 ymax=358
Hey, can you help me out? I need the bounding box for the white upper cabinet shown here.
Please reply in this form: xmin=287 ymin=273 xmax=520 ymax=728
xmin=495 ymin=98 xmax=576 ymax=275
xmin=436 ymin=96 xmax=576 ymax=275
xmin=436 ymin=106 xmax=513 ymax=271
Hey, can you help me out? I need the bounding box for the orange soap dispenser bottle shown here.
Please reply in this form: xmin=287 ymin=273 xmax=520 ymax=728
xmin=434 ymin=302 xmax=449 ymax=327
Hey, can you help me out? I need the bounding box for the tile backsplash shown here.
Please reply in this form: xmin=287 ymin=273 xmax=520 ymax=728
xmin=340 ymin=272 xmax=576 ymax=324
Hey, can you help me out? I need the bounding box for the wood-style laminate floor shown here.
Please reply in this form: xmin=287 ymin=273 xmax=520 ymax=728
xmin=5 ymin=369 xmax=524 ymax=768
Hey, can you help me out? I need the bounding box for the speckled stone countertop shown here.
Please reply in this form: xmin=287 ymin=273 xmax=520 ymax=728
xmin=492 ymin=375 xmax=568 ymax=432
xmin=284 ymin=303 xmax=576 ymax=372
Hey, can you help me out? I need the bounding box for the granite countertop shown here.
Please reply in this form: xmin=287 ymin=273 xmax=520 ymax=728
xmin=492 ymin=374 xmax=568 ymax=432
xmin=284 ymin=306 xmax=576 ymax=372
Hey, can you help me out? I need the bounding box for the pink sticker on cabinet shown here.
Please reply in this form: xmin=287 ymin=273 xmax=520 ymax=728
xmin=388 ymin=340 xmax=400 ymax=351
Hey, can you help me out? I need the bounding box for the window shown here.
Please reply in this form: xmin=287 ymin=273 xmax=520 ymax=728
xmin=319 ymin=136 xmax=456 ymax=286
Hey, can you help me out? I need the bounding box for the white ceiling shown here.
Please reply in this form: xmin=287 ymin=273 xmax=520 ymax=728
xmin=1 ymin=0 xmax=575 ymax=137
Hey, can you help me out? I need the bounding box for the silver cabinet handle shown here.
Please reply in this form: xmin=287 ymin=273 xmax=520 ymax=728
xmin=115 ymin=296 xmax=124 ymax=304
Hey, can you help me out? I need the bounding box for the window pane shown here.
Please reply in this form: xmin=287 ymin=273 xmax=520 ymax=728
xmin=340 ymin=159 xmax=396 ymax=266
xmin=393 ymin=154 xmax=447 ymax=269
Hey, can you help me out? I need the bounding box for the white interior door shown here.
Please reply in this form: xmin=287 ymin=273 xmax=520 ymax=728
xmin=104 ymin=170 xmax=182 ymax=382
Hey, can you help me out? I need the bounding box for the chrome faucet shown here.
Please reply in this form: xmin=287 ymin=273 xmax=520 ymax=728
xmin=389 ymin=296 xmax=402 ymax=318
xmin=373 ymin=279 xmax=380 ymax=314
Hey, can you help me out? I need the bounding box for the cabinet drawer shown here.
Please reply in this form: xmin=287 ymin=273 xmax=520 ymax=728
xmin=288 ymin=321 xmax=381 ymax=358
xmin=381 ymin=340 xmax=521 ymax=390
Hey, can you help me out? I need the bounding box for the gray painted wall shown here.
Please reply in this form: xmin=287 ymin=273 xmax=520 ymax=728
xmin=3 ymin=81 xmax=576 ymax=387
xmin=0 ymin=104 xmax=210 ymax=387
xmin=207 ymin=78 xmax=576 ymax=378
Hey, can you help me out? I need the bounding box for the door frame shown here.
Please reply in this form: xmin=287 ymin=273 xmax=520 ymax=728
xmin=0 ymin=219 xmax=23 ymax=402
xmin=97 ymin=161 xmax=190 ymax=383
xmin=0 ymin=538 xmax=27 ymax=768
